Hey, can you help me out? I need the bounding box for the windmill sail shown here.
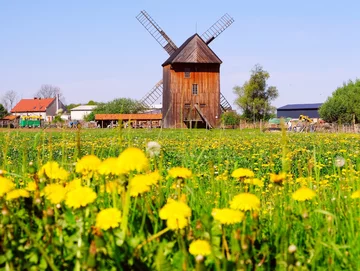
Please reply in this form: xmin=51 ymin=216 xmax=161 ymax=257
xmin=136 ymin=10 xmax=178 ymax=55
xmin=201 ymin=13 xmax=234 ymax=45
xmin=220 ymin=93 xmax=232 ymax=112
xmin=139 ymin=80 xmax=163 ymax=108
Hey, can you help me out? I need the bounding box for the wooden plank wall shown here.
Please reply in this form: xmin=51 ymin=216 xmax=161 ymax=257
xmin=162 ymin=63 xmax=221 ymax=128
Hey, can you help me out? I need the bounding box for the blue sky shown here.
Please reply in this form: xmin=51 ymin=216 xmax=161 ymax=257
xmin=1 ymin=0 xmax=359 ymax=110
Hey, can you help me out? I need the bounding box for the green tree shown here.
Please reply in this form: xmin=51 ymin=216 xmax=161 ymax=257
xmin=221 ymin=111 xmax=241 ymax=126
xmin=233 ymin=64 xmax=278 ymax=121
xmin=0 ymin=103 xmax=8 ymax=118
xmin=84 ymin=112 xmax=95 ymax=122
xmin=93 ymin=98 xmax=144 ymax=114
xmin=65 ymin=103 xmax=81 ymax=112
xmin=319 ymin=79 xmax=360 ymax=123
xmin=87 ymin=100 xmax=97 ymax=105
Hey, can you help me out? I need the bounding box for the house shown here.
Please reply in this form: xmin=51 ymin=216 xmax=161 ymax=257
xmin=277 ymin=103 xmax=323 ymax=119
xmin=0 ymin=115 xmax=20 ymax=128
xmin=70 ymin=105 xmax=97 ymax=120
xmin=11 ymin=97 xmax=66 ymax=122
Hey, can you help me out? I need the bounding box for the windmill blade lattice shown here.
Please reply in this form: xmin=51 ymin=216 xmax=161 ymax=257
xmin=201 ymin=13 xmax=235 ymax=45
xmin=220 ymin=92 xmax=232 ymax=112
xmin=139 ymin=80 xmax=163 ymax=108
xmin=136 ymin=10 xmax=178 ymax=55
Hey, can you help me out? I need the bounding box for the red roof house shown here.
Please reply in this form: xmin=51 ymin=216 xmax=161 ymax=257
xmin=11 ymin=97 xmax=66 ymax=121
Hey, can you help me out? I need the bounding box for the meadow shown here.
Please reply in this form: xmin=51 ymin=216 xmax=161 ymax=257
xmin=1 ymin=128 xmax=360 ymax=270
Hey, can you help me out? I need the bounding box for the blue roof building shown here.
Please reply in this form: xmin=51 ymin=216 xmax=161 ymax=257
xmin=277 ymin=103 xmax=323 ymax=118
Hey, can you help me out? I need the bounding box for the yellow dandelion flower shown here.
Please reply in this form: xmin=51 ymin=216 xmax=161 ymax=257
xmin=230 ymin=193 xmax=260 ymax=211
xmin=39 ymin=161 xmax=69 ymax=181
xmin=212 ymin=208 xmax=245 ymax=225
xmin=25 ymin=181 xmax=37 ymax=191
xmin=6 ymin=189 xmax=29 ymax=200
xmin=43 ymin=184 xmax=67 ymax=204
xmin=168 ymin=167 xmax=192 ymax=179
xmin=232 ymin=168 xmax=254 ymax=179
xmin=159 ymin=199 xmax=191 ymax=230
xmin=65 ymin=186 xmax=97 ymax=209
xmin=98 ymin=157 xmax=122 ymax=175
xmin=244 ymin=178 xmax=264 ymax=187
xmin=76 ymin=155 xmax=101 ymax=177
xmin=351 ymin=190 xmax=360 ymax=199
xmin=65 ymin=178 xmax=82 ymax=191
xmin=270 ymin=173 xmax=286 ymax=184
xmin=128 ymin=172 xmax=161 ymax=197
xmin=189 ymin=240 xmax=212 ymax=256
xmin=292 ymin=187 xmax=316 ymax=201
xmin=95 ymin=208 xmax=122 ymax=230
xmin=117 ymin=147 xmax=149 ymax=174
xmin=0 ymin=176 xmax=15 ymax=197
xmin=101 ymin=181 xmax=124 ymax=194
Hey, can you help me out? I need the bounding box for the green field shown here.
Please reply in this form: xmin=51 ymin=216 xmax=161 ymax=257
xmin=1 ymin=128 xmax=360 ymax=270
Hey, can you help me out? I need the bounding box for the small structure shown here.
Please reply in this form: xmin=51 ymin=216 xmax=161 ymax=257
xmin=0 ymin=115 xmax=19 ymax=128
xmin=95 ymin=113 xmax=162 ymax=128
xmin=70 ymin=105 xmax=97 ymax=120
xmin=277 ymin=103 xmax=323 ymax=119
xmin=11 ymin=97 xmax=66 ymax=122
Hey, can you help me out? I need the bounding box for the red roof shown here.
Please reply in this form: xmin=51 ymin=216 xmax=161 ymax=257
xmin=11 ymin=98 xmax=55 ymax=113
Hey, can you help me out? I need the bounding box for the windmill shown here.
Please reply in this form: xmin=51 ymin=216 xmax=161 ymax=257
xmin=137 ymin=10 xmax=234 ymax=128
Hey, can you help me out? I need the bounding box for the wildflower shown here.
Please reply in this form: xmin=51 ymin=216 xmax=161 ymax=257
xmin=146 ymin=141 xmax=161 ymax=157
xmin=65 ymin=178 xmax=82 ymax=191
xmin=244 ymin=178 xmax=264 ymax=187
xmin=128 ymin=172 xmax=160 ymax=197
xmin=334 ymin=156 xmax=345 ymax=167
xmin=0 ymin=176 xmax=14 ymax=197
xmin=159 ymin=199 xmax=191 ymax=230
xmin=43 ymin=184 xmax=67 ymax=204
xmin=211 ymin=208 xmax=244 ymax=225
xmin=232 ymin=168 xmax=254 ymax=179
xmin=351 ymin=190 xmax=360 ymax=199
xmin=292 ymin=187 xmax=316 ymax=201
xmin=270 ymin=173 xmax=286 ymax=184
xmin=101 ymin=181 xmax=124 ymax=194
xmin=189 ymin=240 xmax=212 ymax=256
xmin=65 ymin=186 xmax=97 ymax=209
xmin=76 ymin=155 xmax=101 ymax=177
xmin=168 ymin=167 xmax=192 ymax=179
xmin=95 ymin=208 xmax=122 ymax=230
xmin=6 ymin=189 xmax=30 ymax=200
xmin=117 ymin=147 xmax=149 ymax=174
xmin=98 ymin=157 xmax=121 ymax=175
xmin=25 ymin=181 xmax=37 ymax=191
xmin=288 ymin=244 xmax=297 ymax=254
xmin=39 ymin=161 xmax=69 ymax=181
xmin=230 ymin=193 xmax=260 ymax=211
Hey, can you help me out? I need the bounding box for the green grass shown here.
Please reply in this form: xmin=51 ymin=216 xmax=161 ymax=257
xmin=0 ymin=128 xmax=360 ymax=270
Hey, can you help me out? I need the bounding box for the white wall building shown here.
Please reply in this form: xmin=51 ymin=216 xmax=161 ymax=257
xmin=70 ymin=105 xmax=97 ymax=120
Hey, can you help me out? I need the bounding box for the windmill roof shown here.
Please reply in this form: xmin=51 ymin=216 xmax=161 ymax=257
xmin=11 ymin=98 xmax=55 ymax=113
xmin=162 ymin=34 xmax=222 ymax=66
xmin=277 ymin=103 xmax=323 ymax=110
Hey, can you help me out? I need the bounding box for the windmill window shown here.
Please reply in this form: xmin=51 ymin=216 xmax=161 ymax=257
xmin=200 ymin=103 xmax=206 ymax=108
xmin=184 ymin=103 xmax=191 ymax=108
xmin=184 ymin=68 xmax=190 ymax=78
xmin=192 ymin=84 xmax=198 ymax=95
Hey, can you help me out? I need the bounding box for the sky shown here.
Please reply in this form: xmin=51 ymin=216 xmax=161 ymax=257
xmin=1 ymin=0 xmax=360 ymax=110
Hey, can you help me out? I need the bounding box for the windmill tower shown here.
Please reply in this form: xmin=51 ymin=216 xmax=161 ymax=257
xmin=137 ymin=11 xmax=234 ymax=128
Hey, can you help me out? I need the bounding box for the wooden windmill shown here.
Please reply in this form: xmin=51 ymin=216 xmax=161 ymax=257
xmin=136 ymin=10 xmax=234 ymax=128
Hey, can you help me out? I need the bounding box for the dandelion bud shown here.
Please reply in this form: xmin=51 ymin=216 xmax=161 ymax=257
xmin=195 ymin=255 xmax=204 ymax=262
xmin=288 ymin=244 xmax=297 ymax=254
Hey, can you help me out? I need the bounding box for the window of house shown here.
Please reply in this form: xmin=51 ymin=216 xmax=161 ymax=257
xmin=192 ymin=84 xmax=198 ymax=95
xmin=184 ymin=68 xmax=190 ymax=78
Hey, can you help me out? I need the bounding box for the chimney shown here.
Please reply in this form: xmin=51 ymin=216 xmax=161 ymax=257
xmin=56 ymin=94 xmax=59 ymax=112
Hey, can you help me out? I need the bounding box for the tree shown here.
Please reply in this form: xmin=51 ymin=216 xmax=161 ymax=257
xmin=84 ymin=112 xmax=95 ymax=122
xmin=233 ymin=64 xmax=278 ymax=121
xmin=93 ymin=98 xmax=144 ymax=114
xmin=1 ymin=90 xmax=19 ymax=111
xmin=65 ymin=103 xmax=81 ymax=112
xmin=0 ymin=104 xmax=8 ymax=118
xmin=319 ymin=79 xmax=360 ymax=123
xmin=221 ymin=111 xmax=241 ymax=126
xmin=87 ymin=100 xmax=98 ymax=105
xmin=35 ymin=84 xmax=64 ymax=101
